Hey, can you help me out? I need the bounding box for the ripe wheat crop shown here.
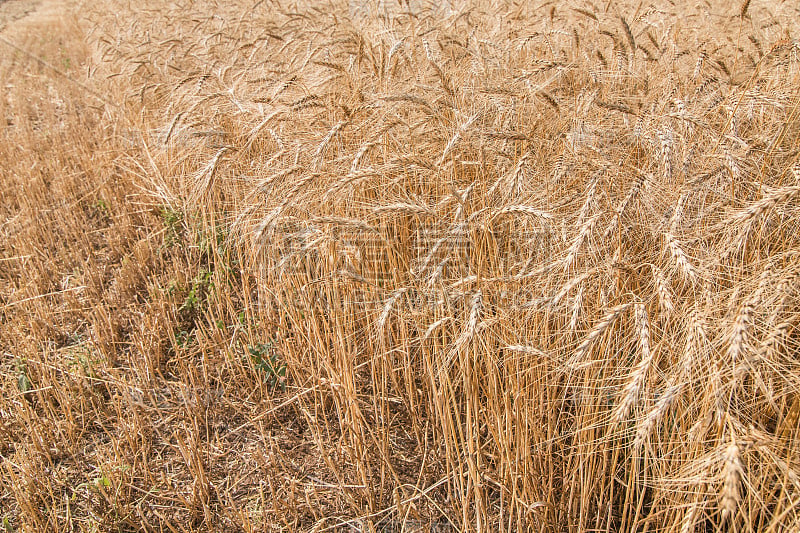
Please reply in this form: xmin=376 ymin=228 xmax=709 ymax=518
xmin=2 ymin=0 xmax=800 ymax=531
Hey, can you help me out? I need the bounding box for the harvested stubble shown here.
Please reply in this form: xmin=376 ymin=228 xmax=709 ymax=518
xmin=2 ymin=0 xmax=800 ymax=531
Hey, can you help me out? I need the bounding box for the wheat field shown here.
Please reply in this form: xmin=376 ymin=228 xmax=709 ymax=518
xmin=2 ymin=0 xmax=800 ymax=531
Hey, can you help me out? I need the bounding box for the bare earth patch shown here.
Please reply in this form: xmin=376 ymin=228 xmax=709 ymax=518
xmin=0 ymin=0 xmax=41 ymax=32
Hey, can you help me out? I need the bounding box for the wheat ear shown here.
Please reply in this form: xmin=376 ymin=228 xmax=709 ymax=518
xmin=721 ymin=442 xmax=742 ymax=523
xmin=614 ymin=303 xmax=652 ymax=422
xmin=570 ymin=303 xmax=631 ymax=367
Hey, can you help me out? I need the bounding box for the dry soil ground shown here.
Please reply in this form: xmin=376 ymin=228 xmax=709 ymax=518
xmin=0 ymin=0 xmax=41 ymax=32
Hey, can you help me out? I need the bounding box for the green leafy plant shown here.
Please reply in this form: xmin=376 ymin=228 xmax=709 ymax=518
xmin=95 ymin=474 xmax=111 ymax=490
xmin=65 ymin=335 xmax=99 ymax=379
xmin=178 ymin=269 xmax=213 ymax=313
xmin=174 ymin=329 xmax=194 ymax=348
xmin=159 ymin=207 xmax=183 ymax=246
xmin=93 ymin=198 xmax=108 ymax=214
xmin=15 ymin=358 xmax=31 ymax=394
xmin=248 ymin=342 xmax=286 ymax=391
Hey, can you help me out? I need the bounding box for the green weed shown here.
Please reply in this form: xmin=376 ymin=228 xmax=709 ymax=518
xmin=248 ymin=342 xmax=286 ymax=391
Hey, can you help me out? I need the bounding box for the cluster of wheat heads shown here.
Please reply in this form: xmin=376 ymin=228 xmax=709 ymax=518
xmin=3 ymin=0 xmax=800 ymax=530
